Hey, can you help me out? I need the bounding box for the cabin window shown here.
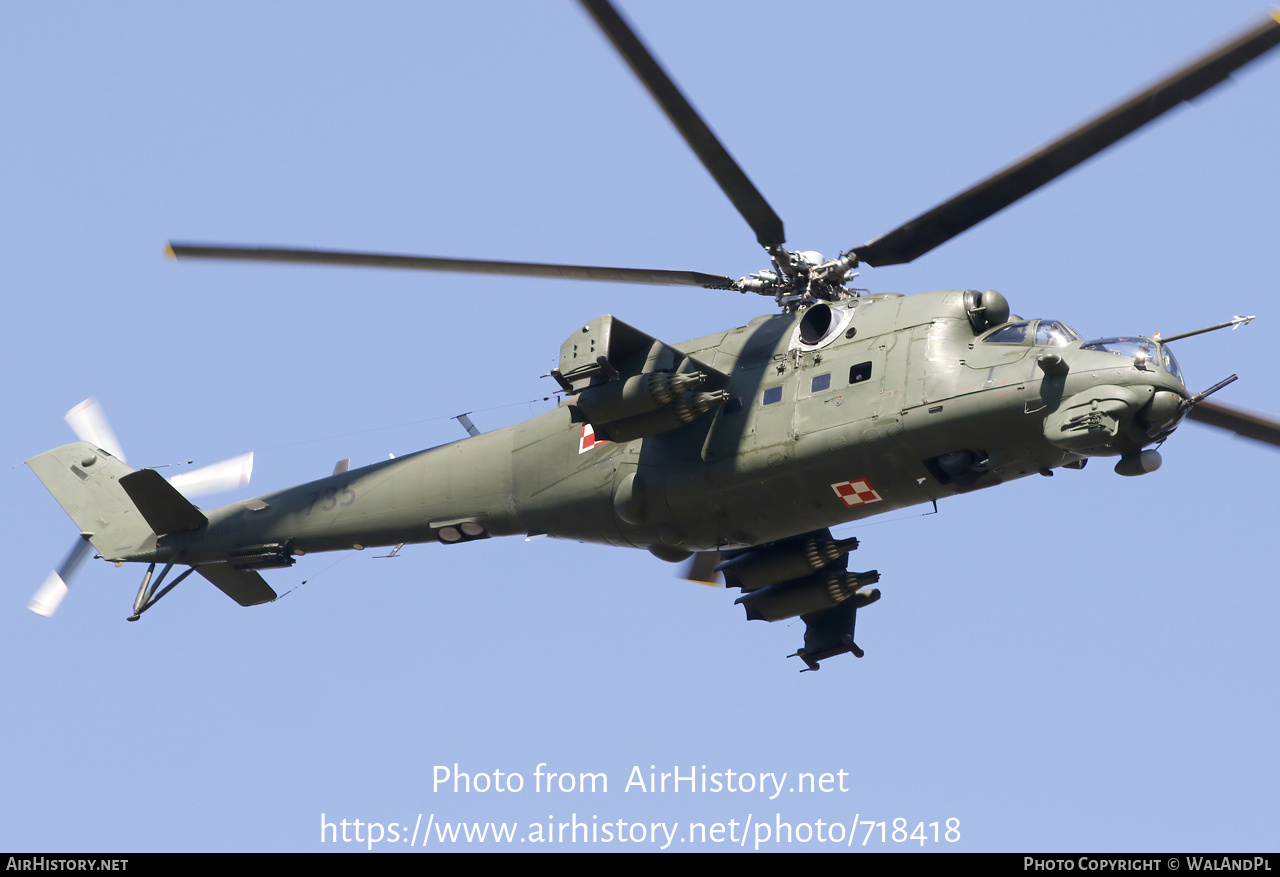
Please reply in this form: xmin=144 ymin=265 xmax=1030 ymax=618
xmin=811 ymin=373 xmax=831 ymax=393
xmin=762 ymin=386 xmax=783 ymax=405
xmin=849 ymin=362 xmax=873 ymax=384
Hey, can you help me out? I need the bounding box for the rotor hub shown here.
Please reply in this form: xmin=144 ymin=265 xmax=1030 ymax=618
xmin=735 ymin=246 xmax=859 ymax=311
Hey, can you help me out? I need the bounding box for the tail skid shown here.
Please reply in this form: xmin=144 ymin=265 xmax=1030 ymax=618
xmin=125 ymin=562 xmax=274 ymax=621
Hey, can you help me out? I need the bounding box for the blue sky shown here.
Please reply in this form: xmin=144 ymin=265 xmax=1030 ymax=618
xmin=2 ymin=1 xmax=1278 ymax=852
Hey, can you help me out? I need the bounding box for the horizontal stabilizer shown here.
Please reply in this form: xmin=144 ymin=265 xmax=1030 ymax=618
xmin=119 ymin=468 xmax=207 ymax=533
xmin=196 ymin=564 xmax=277 ymax=607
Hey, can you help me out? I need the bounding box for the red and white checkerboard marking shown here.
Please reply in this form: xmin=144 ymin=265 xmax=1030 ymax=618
xmin=831 ymin=478 xmax=882 ymax=507
xmin=579 ymin=424 xmax=610 ymax=454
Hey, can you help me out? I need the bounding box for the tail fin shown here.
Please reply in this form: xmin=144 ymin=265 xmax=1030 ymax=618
xmin=27 ymin=442 xmax=206 ymax=561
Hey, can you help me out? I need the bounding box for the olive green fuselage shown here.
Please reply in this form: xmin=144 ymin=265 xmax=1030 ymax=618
xmin=149 ymin=291 xmax=1185 ymax=566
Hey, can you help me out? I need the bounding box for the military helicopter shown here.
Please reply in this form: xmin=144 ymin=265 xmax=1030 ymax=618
xmin=27 ymin=1 xmax=1280 ymax=670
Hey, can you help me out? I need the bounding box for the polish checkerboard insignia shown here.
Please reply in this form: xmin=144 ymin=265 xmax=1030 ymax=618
xmin=579 ymin=424 xmax=609 ymax=454
xmin=831 ymin=478 xmax=882 ymax=507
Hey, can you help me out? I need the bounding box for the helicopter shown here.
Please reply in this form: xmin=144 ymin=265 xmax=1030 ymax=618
xmin=25 ymin=1 xmax=1280 ymax=670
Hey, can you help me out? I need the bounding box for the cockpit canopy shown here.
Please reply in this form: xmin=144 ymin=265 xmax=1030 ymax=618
xmin=980 ymin=322 xmax=1184 ymax=383
xmin=1080 ymin=336 xmax=1183 ymax=383
xmin=981 ymin=319 xmax=1080 ymax=347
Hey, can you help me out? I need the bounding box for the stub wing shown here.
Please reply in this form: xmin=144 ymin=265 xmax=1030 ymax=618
xmin=794 ymin=603 xmax=868 ymax=672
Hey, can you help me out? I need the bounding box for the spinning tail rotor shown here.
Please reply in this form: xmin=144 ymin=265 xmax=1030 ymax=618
xmin=29 ymin=398 xmax=253 ymax=617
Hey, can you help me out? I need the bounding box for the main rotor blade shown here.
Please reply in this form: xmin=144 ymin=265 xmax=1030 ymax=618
xmin=1186 ymin=400 xmax=1280 ymax=449
xmin=853 ymin=12 xmax=1280 ymax=268
xmin=166 ymin=243 xmax=736 ymax=290
xmin=578 ymin=0 xmax=786 ymax=252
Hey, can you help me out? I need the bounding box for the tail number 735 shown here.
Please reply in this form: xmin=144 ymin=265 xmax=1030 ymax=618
xmin=304 ymin=484 xmax=356 ymax=516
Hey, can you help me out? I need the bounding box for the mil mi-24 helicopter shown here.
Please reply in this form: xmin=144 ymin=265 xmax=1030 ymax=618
xmin=27 ymin=2 xmax=1280 ymax=669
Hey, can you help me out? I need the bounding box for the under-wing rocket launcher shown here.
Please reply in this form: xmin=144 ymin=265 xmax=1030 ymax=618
xmin=715 ymin=532 xmax=880 ymax=670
